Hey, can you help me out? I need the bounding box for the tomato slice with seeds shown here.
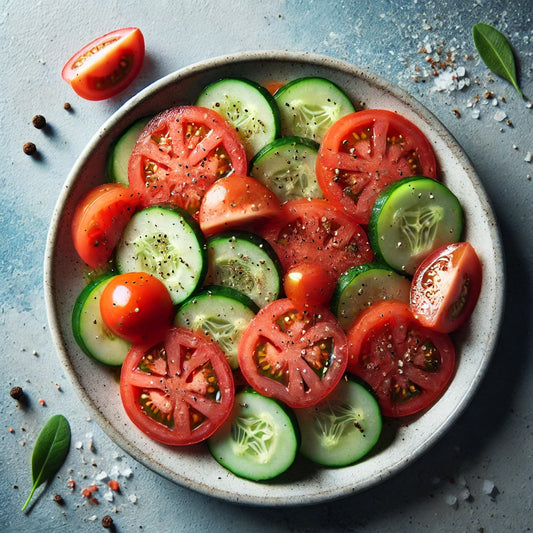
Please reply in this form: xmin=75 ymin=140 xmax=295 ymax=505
xmin=120 ymin=327 xmax=234 ymax=446
xmin=238 ymin=298 xmax=348 ymax=408
xmin=316 ymin=109 xmax=437 ymax=224
xmin=260 ymin=198 xmax=373 ymax=279
xmin=347 ymin=300 xmax=455 ymax=417
xmin=128 ymin=106 xmax=247 ymax=217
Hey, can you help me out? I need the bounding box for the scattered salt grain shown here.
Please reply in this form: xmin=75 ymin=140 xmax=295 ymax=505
xmin=121 ymin=466 xmax=133 ymax=478
xmin=459 ymin=487 xmax=471 ymax=501
xmin=482 ymin=479 xmax=496 ymax=496
xmin=471 ymin=109 xmax=481 ymax=119
xmin=75 ymin=441 xmax=83 ymax=450
xmin=524 ymin=151 xmax=532 ymax=163
xmin=445 ymin=494 xmax=458 ymax=508
xmin=89 ymin=515 xmax=98 ymax=521
xmin=494 ymin=110 xmax=507 ymax=122
xmin=128 ymin=493 xmax=137 ymax=504
xmin=103 ymin=490 xmax=114 ymax=503
xmin=95 ymin=471 xmax=108 ymax=482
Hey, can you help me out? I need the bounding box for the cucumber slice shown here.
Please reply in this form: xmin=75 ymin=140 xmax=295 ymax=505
xmin=206 ymin=230 xmax=282 ymax=308
xmin=369 ymin=177 xmax=464 ymax=275
xmin=72 ymin=274 xmax=131 ymax=366
xmin=208 ymin=389 xmax=299 ymax=480
xmin=274 ymin=77 xmax=355 ymax=142
xmin=249 ymin=136 xmax=323 ymax=202
xmin=106 ymin=117 xmax=151 ymax=185
xmin=294 ymin=377 xmax=382 ymax=467
xmin=332 ymin=263 xmax=411 ymax=330
xmin=195 ymin=78 xmax=281 ymax=159
xmin=174 ymin=285 xmax=258 ymax=369
xmin=115 ymin=205 xmax=207 ymax=305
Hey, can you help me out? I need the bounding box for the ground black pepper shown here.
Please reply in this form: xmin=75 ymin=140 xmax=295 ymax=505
xmin=10 ymin=386 xmax=24 ymax=400
xmin=23 ymin=142 xmax=36 ymax=155
xmin=32 ymin=114 xmax=46 ymax=129
xmin=101 ymin=515 xmax=114 ymax=529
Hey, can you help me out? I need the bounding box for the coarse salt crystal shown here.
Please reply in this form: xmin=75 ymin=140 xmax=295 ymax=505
xmin=482 ymin=479 xmax=496 ymax=495
xmin=128 ymin=493 xmax=137 ymax=504
xmin=494 ymin=110 xmax=507 ymax=122
xmin=445 ymin=494 xmax=458 ymax=508
xmin=104 ymin=490 xmax=114 ymax=502
xmin=524 ymin=151 xmax=532 ymax=163
xmin=75 ymin=441 xmax=83 ymax=450
xmin=471 ymin=109 xmax=480 ymax=119
xmin=89 ymin=515 xmax=98 ymax=521
xmin=459 ymin=487 xmax=471 ymax=501
xmin=95 ymin=470 xmax=108 ymax=482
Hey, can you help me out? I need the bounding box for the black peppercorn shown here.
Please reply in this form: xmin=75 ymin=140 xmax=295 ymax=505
xmin=32 ymin=114 xmax=47 ymax=129
xmin=53 ymin=493 xmax=64 ymax=504
xmin=101 ymin=515 xmax=114 ymax=529
xmin=64 ymin=102 xmax=72 ymax=111
xmin=23 ymin=142 xmax=37 ymax=155
xmin=10 ymin=386 xmax=24 ymax=400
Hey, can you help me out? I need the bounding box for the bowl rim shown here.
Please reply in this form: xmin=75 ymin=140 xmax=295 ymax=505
xmin=43 ymin=50 xmax=505 ymax=506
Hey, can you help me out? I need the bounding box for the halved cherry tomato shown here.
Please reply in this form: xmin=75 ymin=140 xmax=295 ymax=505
xmin=120 ymin=327 xmax=234 ymax=446
xmin=128 ymin=106 xmax=247 ymax=217
xmin=62 ymin=28 xmax=145 ymax=101
xmin=283 ymin=262 xmax=336 ymax=312
xmin=71 ymin=183 xmax=140 ymax=269
xmin=410 ymin=242 xmax=482 ymax=333
xmin=198 ymin=174 xmax=281 ymax=236
xmin=100 ymin=272 xmax=174 ymax=344
xmin=238 ymin=298 xmax=348 ymax=408
xmin=316 ymin=109 xmax=437 ymax=224
xmin=347 ymin=300 xmax=455 ymax=417
xmin=260 ymin=198 xmax=373 ymax=279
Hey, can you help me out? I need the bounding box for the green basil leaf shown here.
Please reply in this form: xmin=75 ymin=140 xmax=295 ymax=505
xmin=21 ymin=414 xmax=71 ymax=511
xmin=473 ymin=23 xmax=523 ymax=97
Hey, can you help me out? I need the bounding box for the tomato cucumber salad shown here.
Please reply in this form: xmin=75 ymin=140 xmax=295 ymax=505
xmin=71 ymin=75 xmax=482 ymax=481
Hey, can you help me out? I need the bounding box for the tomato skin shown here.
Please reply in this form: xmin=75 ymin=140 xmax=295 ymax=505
xmin=62 ymin=28 xmax=145 ymax=101
xmin=128 ymin=106 xmax=247 ymax=216
xmin=120 ymin=327 xmax=234 ymax=446
xmin=283 ymin=262 xmax=336 ymax=311
xmin=410 ymin=242 xmax=482 ymax=333
xmin=347 ymin=300 xmax=455 ymax=417
xmin=238 ymin=298 xmax=348 ymax=408
xmin=100 ymin=272 xmax=174 ymax=344
xmin=71 ymin=183 xmax=140 ymax=269
xmin=316 ymin=109 xmax=437 ymax=224
xmin=199 ymin=175 xmax=281 ymax=236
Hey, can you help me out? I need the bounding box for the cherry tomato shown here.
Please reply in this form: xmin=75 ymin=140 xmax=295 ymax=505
xmin=199 ymin=174 xmax=281 ymax=236
xmin=410 ymin=242 xmax=482 ymax=333
xmin=283 ymin=262 xmax=336 ymax=311
xmin=260 ymin=198 xmax=373 ymax=279
xmin=347 ymin=300 xmax=455 ymax=417
xmin=128 ymin=106 xmax=247 ymax=216
xmin=238 ymin=298 xmax=348 ymax=408
xmin=316 ymin=109 xmax=437 ymax=224
xmin=120 ymin=327 xmax=234 ymax=445
xmin=71 ymin=183 xmax=140 ymax=269
xmin=62 ymin=28 xmax=145 ymax=101
xmin=100 ymin=272 xmax=174 ymax=344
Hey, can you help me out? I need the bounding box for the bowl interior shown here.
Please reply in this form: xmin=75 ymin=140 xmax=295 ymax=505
xmin=44 ymin=51 xmax=504 ymax=506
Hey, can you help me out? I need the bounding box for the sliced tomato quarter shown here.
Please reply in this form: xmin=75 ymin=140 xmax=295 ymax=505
xmin=347 ymin=300 xmax=455 ymax=417
xmin=238 ymin=298 xmax=348 ymax=408
xmin=128 ymin=106 xmax=247 ymax=217
xmin=317 ymin=109 xmax=437 ymax=224
xmin=120 ymin=327 xmax=235 ymax=446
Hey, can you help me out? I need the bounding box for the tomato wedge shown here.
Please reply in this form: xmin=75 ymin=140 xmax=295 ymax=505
xmin=120 ymin=327 xmax=235 ymax=446
xmin=410 ymin=242 xmax=482 ymax=333
xmin=316 ymin=109 xmax=437 ymax=224
xmin=238 ymin=298 xmax=348 ymax=408
xmin=347 ymin=300 xmax=455 ymax=417
xmin=128 ymin=106 xmax=247 ymax=217
xmin=62 ymin=28 xmax=145 ymax=101
xmin=71 ymin=183 xmax=140 ymax=269
xmin=260 ymin=198 xmax=373 ymax=278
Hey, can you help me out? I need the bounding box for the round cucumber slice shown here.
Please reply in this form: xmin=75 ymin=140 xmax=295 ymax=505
xmin=72 ymin=274 xmax=131 ymax=366
xmin=195 ymin=77 xmax=281 ymax=159
xmin=369 ymin=176 xmax=464 ymax=275
xmin=249 ymin=136 xmax=322 ymax=202
xmin=208 ymin=389 xmax=299 ymax=480
xmin=115 ymin=205 xmax=207 ymax=305
xmin=206 ymin=230 xmax=282 ymax=308
xmin=274 ymin=77 xmax=355 ymax=142
xmin=294 ymin=377 xmax=382 ymax=467
xmin=174 ymin=285 xmax=258 ymax=369
xmin=332 ymin=263 xmax=411 ymax=330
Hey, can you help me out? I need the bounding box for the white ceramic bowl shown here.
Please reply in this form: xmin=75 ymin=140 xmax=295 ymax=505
xmin=44 ymin=51 xmax=504 ymax=506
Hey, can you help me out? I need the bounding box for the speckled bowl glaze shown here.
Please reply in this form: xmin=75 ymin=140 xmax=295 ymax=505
xmin=44 ymin=51 xmax=504 ymax=506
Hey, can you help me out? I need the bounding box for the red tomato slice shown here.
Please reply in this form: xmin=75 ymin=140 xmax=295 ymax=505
xmin=128 ymin=106 xmax=247 ymax=217
xmin=347 ymin=300 xmax=455 ymax=417
xmin=316 ymin=109 xmax=437 ymax=224
xmin=100 ymin=272 xmax=174 ymax=344
xmin=198 ymin=174 xmax=281 ymax=236
xmin=410 ymin=242 xmax=482 ymax=333
xmin=238 ymin=298 xmax=348 ymax=408
xmin=71 ymin=183 xmax=140 ymax=269
xmin=62 ymin=28 xmax=145 ymax=101
xmin=120 ymin=327 xmax=235 ymax=446
xmin=260 ymin=198 xmax=373 ymax=279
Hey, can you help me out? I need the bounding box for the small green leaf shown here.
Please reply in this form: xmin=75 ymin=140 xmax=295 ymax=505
xmin=473 ymin=23 xmax=523 ymax=97
xmin=21 ymin=414 xmax=71 ymax=512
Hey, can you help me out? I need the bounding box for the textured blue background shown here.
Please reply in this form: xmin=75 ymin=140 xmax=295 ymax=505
xmin=1 ymin=1 xmax=532 ymax=531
